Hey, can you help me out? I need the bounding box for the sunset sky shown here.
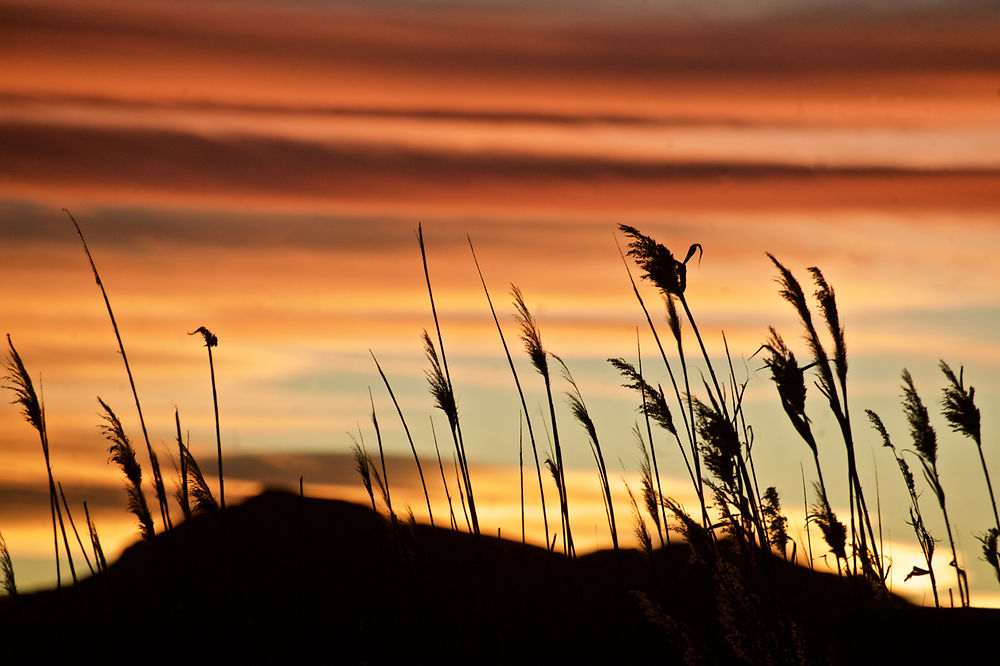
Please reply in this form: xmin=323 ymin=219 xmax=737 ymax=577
xmin=2 ymin=0 xmax=999 ymax=606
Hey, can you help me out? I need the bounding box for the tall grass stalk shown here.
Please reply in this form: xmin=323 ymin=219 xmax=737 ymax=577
xmin=4 ymin=335 xmax=75 ymax=586
xmin=469 ymin=238 xmax=549 ymax=546
xmin=430 ymin=417 xmax=458 ymax=530
xmin=513 ymin=286 xmax=573 ymax=557
xmin=634 ymin=425 xmax=665 ymax=547
xmin=57 ymin=482 xmax=94 ymax=576
xmin=940 ymin=361 xmax=999 ymax=533
xmin=190 ymin=327 xmax=224 ymax=514
xmin=84 ymin=502 xmax=108 ymax=574
xmin=901 ymin=370 xmax=967 ymax=606
xmin=175 ymin=409 xmax=191 ymax=521
xmin=557 ymin=357 xmax=618 ymax=552
xmin=518 ymin=415 xmax=525 ymax=544
xmin=867 ymin=409 xmax=940 ymax=607
xmin=371 ymin=352 xmax=434 ymax=526
xmin=67 ymin=210 xmax=172 ymax=534
xmin=368 ymin=388 xmax=395 ymax=523
xmin=418 ymin=225 xmax=478 ymax=536
xmin=613 ymin=238 xmax=701 ymax=520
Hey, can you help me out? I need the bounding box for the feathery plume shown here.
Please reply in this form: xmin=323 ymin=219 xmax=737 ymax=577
xmin=0 ymin=531 xmax=16 ymax=600
xmin=618 ymin=224 xmax=701 ymax=297
xmin=99 ymin=397 xmax=155 ymax=542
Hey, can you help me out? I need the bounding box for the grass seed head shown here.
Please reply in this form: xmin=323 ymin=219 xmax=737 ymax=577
xmin=0 ymin=531 xmax=16 ymax=599
xmin=189 ymin=326 xmax=219 ymax=347
xmin=98 ymin=398 xmax=155 ymax=541
xmin=939 ymin=360 xmax=980 ymax=444
xmin=608 ymin=357 xmax=676 ymax=435
xmin=423 ymin=330 xmax=458 ymax=430
xmin=618 ymin=224 xmax=701 ymax=297
xmin=901 ymin=370 xmax=937 ymax=465
xmin=511 ymin=285 xmax=548 ymax=379
xmin=4 ymin=335 xmax=45 ymax=441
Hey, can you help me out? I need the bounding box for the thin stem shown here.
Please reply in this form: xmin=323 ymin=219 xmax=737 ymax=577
xmin=371 ymin=351 xmax=434 ymax=526
xmin=66 ymin=210 xmax=171 ymax=532
xmin=469 ymin=237 xmax=548 ymax=545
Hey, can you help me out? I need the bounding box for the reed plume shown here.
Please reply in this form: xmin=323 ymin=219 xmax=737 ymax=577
xmin=626 ymin=483 xmax=654 ymax=561
xmin=0 ymin=531 xmax=16 ymax=601
xmin=609 ymin=355 xmax=696 ymax=530
xmin=175 ymin=409 xmax=191 ymax=521
xmin=178 ymin=438 xmax=218 ymax=515
xmin=762 ymin=487 xmax=790 ymax=560
xmin=350 ymin=435 xmax=377 ymax=514
xmin=99 ymin=397 xmax=155 ymax=542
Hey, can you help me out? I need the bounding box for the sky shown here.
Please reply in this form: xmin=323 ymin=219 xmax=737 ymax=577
xmin=1 ymin=0 xmax=999 ymax=606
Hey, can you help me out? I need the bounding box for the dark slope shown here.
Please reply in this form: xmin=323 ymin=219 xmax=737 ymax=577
xmin=2 ymin=490 xmax=997 ymax=664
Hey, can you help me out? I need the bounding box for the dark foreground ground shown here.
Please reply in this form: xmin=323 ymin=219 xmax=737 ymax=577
xmin=2 ymin=490 xmax=997 ymax=664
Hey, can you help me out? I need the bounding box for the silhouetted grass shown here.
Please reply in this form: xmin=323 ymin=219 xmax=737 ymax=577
xmin=5 ymin=218 xmax=1000 ymax=665
xmin=4 ymin=335 xmax=76 ymax=586
xmin=67 ymin=211 xmax=172 ymax=535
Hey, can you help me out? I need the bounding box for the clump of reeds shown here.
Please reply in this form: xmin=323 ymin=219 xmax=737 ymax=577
xmin=867 ymin=409 xmax=939 ymax=605
xmin=901 ymin=370 xmax=968 ymax=606
xmin=616 ymin=226 xmax=710 ymax=529
xmin=513 ymin=285 xmax=573 ymax=556
xmin=4 ymin=335 xmax=76 ymax=586
xmin=98 ymin=397 xmax=155 ymax=542
xmin=767 ymin=255 xmax=882 ymax=583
